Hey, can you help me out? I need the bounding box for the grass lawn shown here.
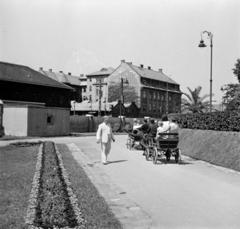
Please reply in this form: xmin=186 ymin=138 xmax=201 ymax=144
xmin=58 ymin=144 xmax=123 ymax=229
xmin=0 ymin=145 xmax=39 ymax=229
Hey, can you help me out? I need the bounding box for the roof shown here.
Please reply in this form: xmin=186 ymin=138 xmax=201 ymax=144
xmin=86 ymin=67 xmax=115 ymax=77
xmin=128 ymin=63 xmax=179 ymax=85
xmin=0 ymin=62 xmax=73 ymax=90
xmin=40 ymin=70 xmax=81 ymax=86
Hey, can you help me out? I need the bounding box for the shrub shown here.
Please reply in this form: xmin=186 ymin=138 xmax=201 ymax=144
xmin=169 ymin=111 xmax=240 ymax=132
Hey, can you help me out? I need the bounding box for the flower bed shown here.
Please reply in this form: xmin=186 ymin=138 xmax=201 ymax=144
xmin=25 ymin=141 xmax=85 ymax=229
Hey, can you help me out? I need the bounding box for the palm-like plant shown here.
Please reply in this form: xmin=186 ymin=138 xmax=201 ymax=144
xmin=181 ymin=86 xmax=214 ymax=113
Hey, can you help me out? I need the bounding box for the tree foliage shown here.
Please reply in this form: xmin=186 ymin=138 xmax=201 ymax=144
xmin=232 ymin=59 xmax=240 ymax=83
xmin=108 ymin=83 xmax=139 ymax=103
xmin=181 ymin=86 xmax=214 ymax=113
xmin=220 ymin=59 xmax=240 ymax=111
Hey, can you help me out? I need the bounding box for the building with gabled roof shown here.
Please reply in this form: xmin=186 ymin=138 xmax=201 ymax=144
xmin=39 ymin=68 xmax=83 ymax=102
xmin=0 ymin=61 xmax=73 ymax=137
xmin=107 ymin=60 xmax=182 ymax=117
xmin=85 ymin=67 xmax=115 ymax=112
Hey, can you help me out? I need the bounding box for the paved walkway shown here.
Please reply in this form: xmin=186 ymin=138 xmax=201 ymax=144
xmin=67 ymin=143 xmax=158 ymax=229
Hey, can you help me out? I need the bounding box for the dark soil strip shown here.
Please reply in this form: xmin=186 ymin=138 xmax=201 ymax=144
xmin=33 ymin=142 xmax=78 ymax=228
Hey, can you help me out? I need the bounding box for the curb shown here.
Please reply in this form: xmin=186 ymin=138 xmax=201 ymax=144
xmin=67 ymin=143 xmax=159 ymax=229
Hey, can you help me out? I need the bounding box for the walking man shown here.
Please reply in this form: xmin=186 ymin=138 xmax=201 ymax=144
xmin=96 ymin=116 xmax=115 ymax=165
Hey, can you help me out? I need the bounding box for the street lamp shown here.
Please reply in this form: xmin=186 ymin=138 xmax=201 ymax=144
xmin=119 ymin=77 xmax=129 ymax=117
xmin=72 ymin=100 xmax=76 ymax=115
xmin=198 ymin=31 xmax=213 ymax=112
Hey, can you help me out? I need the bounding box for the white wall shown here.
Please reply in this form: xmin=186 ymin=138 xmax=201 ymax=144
xmin=3 ymin=106 xmax=28 ymax=136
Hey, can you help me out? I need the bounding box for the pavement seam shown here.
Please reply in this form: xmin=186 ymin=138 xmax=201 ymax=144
xmin=66 ymin=143 xmax=158 ymax=229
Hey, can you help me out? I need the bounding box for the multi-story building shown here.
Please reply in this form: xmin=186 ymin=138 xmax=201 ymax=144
xmin=107 ymin=60 xmax=182 ymax=117
xmin=79 ymin=74 xmax=87 ymax=100
xmin=39 ymin=68 xmax=83 ymax=103
xmin=85 ymin=67 xmax=115 ymax=103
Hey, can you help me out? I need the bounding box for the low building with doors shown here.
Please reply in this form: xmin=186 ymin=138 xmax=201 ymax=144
xmin=0 ymin=61 xmax=73 ymax=136
xmin=107 ymin=60 xmax=182 ymax=118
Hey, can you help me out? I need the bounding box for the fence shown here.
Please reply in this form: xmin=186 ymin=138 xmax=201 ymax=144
xmin=70 ymin=115 xmax=134 ymax=133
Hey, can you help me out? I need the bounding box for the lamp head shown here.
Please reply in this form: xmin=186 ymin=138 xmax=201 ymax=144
xmin=198 ymin=39 xmax=207 ymax=48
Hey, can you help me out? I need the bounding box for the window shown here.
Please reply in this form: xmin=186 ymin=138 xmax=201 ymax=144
xmin=157 ymin=93 xmax=160 ymax=100
xmin=149 ymin=103 xmax=152 ymax=111
xmin=161 ymin=94 xmax=164 ymax=101
xmin=142 ymin=101 xmax=147 ymax=111
xmin=96 ymin=89 xmax=99 ymax=96
xmin=149 ymin=92 xmax=152 ymax=100
xmin=47 ymin=114 xmax=54 ymax=125
xmin=83 ymin=88 xmax=86 ymax=92
xmin=90 ymin=78 xmax=92 ymax=82
xmin=143 ymin=91 xmax=147 ymax=99
xmin=153 ymin=103 xmax=156 ymax=112
xmin=90 ymin=86 xmax=92 ymax=91
xmin=153 ymin=92 xmax=156 ymax=100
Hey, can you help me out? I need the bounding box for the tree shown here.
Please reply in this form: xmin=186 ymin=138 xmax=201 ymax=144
xmin=108 ymin=83 xmax=139 ymax=104
xmin=221 ymin=84 xmax=240 ymax=111
xmin=232 ymin=59 xmax=240 ymax=83
xmin=220 ymin=59 xmax=240 ymax=111
xmin=181 ymin=86 xmax=214 ymax=113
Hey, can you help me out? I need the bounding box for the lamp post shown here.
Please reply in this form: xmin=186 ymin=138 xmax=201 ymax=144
xmin=198 ymin=31 xmax=213 ymax=112
xmin=119 ymin=77 xmax=129 ymax=117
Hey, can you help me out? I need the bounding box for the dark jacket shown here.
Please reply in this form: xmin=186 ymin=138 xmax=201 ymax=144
xmin=139 ymin=123 xmax=149 ymax=133
xmin=147 ymin=123 xmax=158 ymax=136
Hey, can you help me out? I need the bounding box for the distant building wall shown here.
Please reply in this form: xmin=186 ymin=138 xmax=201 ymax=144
xmin=3 ymin=106 xmax=28 ymax=136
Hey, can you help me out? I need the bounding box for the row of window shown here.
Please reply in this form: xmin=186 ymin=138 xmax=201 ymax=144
xmin=142 ymin=103 xmax=179 ymax=113
xmin=141 ymin=78 xmax=179 ymax=91
xmin=142 ymin=91 xmax=176 ymax=101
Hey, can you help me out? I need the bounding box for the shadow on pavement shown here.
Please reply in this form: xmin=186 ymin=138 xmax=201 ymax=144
xmin=156 ymin=158 xmax=192 ymax=165
xmin=107 ymin=160 xmax=128 ymax=164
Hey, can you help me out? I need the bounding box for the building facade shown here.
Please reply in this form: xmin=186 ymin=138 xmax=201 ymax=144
xmin=86 ymin=67 xmax=115 ymax=104
xmin=39 ymin=68 xmax=83 ymax=103
xmin=107 ymin=60 xmax=182 ymax=117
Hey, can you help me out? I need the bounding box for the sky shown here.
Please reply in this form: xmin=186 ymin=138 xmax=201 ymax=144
xmin=0 ymin=0 xmax=240 ymax=103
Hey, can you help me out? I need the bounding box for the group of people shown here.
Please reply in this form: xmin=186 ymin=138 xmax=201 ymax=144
xmin=131 ymin=115 xmax=179 ymax=139
xmin=96 ymin=115 xmax=179 ymax=165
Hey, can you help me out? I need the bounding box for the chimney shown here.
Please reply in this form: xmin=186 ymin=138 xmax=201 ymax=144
xmin=128 ymin=62 xmax=132 ymax=65
xmin=68 ymin=72 xmax=71 ymax=75
xmin=140 ymin=64 xmax=144 ymax=68
xmin=159 ymin=69 xmax=162 ymax=73
xmin=121 ymin=60 xmax=125 ymax=63
xmin=39 ymin=67 xmax=43 ymax=71
xmin=80 ymin=74 xmax=84 ymax=77
xmin=59 ymin=71 xmax=63 ymax=73
xmin=148 ymin=66 xmax=151 ymax=70
xmin=49 ymin=69 xmax=52 ymax=72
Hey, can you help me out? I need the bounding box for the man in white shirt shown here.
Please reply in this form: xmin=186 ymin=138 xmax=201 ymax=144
xmin=169 ymin=118 xmax=179 ymax=139
xmin=96 ymin=116 xmax=115 ymax=165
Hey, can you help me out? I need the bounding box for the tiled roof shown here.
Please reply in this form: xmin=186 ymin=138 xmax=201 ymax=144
xmin=86 ymin=67 xmax=115 ymax=76
xmin=40 ymin=70 xmax=81 ymax=86
xmin=129 ymin=64 xmax=179 ymax=85
xmin=0 ymin=62 xmax=72 ymax=90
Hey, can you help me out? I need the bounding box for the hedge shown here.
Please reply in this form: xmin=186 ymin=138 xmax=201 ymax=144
xmin=169 ymin=111 xmax=240 ymax=132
